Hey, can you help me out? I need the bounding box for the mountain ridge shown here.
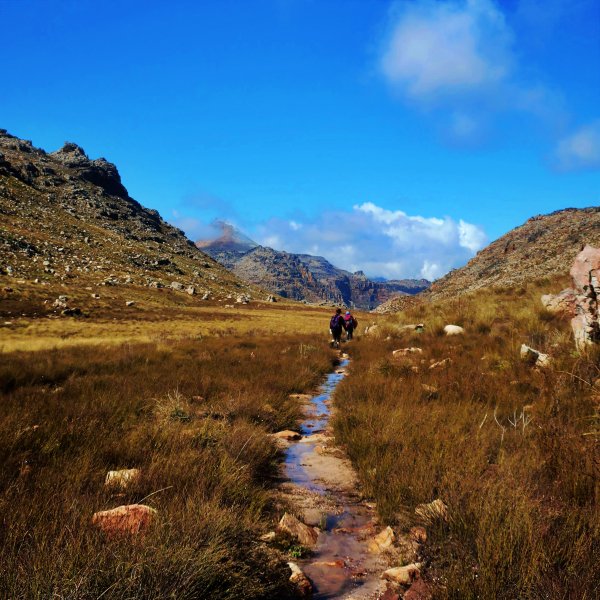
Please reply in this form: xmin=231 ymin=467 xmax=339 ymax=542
xmin=196 ymin=226 xmax=430 ymax=309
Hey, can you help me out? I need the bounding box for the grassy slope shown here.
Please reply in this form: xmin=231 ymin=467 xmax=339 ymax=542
xmin=0 ymin=320 xmax=338 ymax=598
xmin=334 ymin=277 xmax=599 ymax=599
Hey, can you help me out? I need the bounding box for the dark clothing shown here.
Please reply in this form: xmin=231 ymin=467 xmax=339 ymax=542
xmin=344 ymin=314 xmax=356 ymax=340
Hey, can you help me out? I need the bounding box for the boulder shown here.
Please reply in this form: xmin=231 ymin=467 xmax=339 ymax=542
xmin=288 ymin=562 xmax=312 ymax=597
xmin=444 ymin=324 xmax=464 ymax=336
xmin=278 ymin=513 xmax=319 ymax=547
xmin=125 ymin=300 xmax=135 ymax=307
xmin=186 ymin=285 xmax=196 ymax=296
xmin=541 ymin=289 xmax=577 ymax=316
xmin=92 ymin=504 xmax=156 ymax=536
xmin=569 ymin=246 xmax=600 ymax=349
xmin=104 ymin=468 xmax=141 ymax=490
xmin=368 ymin=525 xmax=396 ymax=553
xmin=381 ymin=563 xmax=422 ymax=585
xmin=415 ymin=499 xmax=448 ymax=524
xmin=520 ymin=344 xmax=551 ymax=368
xmin=170 ymin=281 xmax=184 ymax=291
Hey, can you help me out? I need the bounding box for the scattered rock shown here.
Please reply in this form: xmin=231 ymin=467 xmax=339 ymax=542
xmin=381 ymin=563 xmax=422 ymax=585
xmin=415 ymin=499 xmax=448 ymax=524
xmin=368 ymin=526 xmax=395 ymax=553
xmin=420 ymin=384 xmax=438 ymax=399
xmin=444 ymin=324 xmax=464 ymax=336
xmin=288 ymin=562 xmax=312 ymax=597
xmin=186 ymin=285 xmax=196 ymax=296
xmin=92 ymin=504 xmax=156 ymax=536
xmin=392 ymin=347 xmax=423 ymax=357
xmin=91 ymin=293 xmax=100 ymax=299
xmin=266 ymin=294 xmax=277 ymax=302
xmin=428 ymin=358 xmax=452 ymax=370
xmin=170 ymin=281 xmax=184 ymax=291
xmin=278 ymin=512 xmax=319 ymax=547
xmin=520 ymin=344 xmax=551 ymax=368
xmin=259 ymin=531 xmax=276 ymax=543
xmin=104 ymin=468 xmax=141 ymax=490
xmin=125 ymin=300 xmax=135 ymax=307
xmin=236 ymin=294 xmax=250 ymax=304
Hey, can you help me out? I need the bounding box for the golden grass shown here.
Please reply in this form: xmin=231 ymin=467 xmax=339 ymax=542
xmin=334 ymin=278 xmax=599 ymax=599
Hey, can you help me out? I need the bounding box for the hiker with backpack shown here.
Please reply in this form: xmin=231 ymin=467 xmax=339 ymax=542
xmin=344 ymin=310 xmax=358 ymax=340
xmin=329 ymin=308 xmax=345 ymax=348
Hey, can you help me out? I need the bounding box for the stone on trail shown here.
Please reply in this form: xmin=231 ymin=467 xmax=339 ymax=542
xmin=381 ymin=563 xmax=422 ymax=585
xmin=278 ymin=512 xmax=320 ymax=547
xmin=444 ymin=324 xmax=464 ymax=336
xmin=92 ymin=504 xmax=156 ymax=536
xmin=368 ymin=525 xmax=395 ymax=553
xmin=520 ymin=344 xmax=551 ymax=368
xmin=272 ymin=430 xmax=302 ymax=441
xmin=415 ymin=499 xmax=448 ymax=524
xmin=288 ymin=562 xmax=312 ymax=597
xmin=104 ymin=468 xmax=141 ymax=490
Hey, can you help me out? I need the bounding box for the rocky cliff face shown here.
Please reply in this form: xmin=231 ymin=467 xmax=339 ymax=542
xmin=197 ymin=227 xmax=429 ymax=309
xmin=0 ymin=130 xmax=257 ymax=307
xmin=376 ymin=207 xmax=600 ymax=312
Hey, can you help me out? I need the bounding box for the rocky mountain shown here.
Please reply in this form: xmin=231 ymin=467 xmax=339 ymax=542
xmin=376 ymin=207 xmax=600 ymax=312
xmin=0 ymin=130 xmax=261 ymax=315
xmin=197 ymin=225 xmax=429 ymax=309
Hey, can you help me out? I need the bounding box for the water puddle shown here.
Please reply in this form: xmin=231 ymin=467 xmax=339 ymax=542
xmin=283 ymin=358 xmax=386 ymax=599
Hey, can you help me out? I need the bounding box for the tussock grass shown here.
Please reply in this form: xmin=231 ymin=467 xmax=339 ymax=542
xmin=334 ymin=279 xmax=599 ymax=599
xmin=0 ymin=335 xmax=335 ymax=599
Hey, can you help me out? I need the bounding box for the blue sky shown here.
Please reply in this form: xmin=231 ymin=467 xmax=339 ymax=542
xmin=2 ymin=0 xmax=599 ymax=279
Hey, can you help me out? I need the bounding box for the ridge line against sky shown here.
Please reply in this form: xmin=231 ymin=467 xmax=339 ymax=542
xmin=2 ymin=0 xmax=599 ymax=279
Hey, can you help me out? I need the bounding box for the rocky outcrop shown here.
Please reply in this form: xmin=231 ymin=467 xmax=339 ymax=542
xmin=569 ymin=245 xmax=600 ymax=349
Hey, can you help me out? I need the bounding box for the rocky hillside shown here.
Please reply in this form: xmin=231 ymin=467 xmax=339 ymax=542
xmin=197 ymin=226 xmax=429 ymax=309
xmin=376 ymin=207 xmax=600 ymax=312
xmin=0 ymin=130 xmax=260 ymax=316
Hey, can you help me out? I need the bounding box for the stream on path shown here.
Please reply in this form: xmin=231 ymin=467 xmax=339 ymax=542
xmin=282 ymin=357 xmax=388 ymax=599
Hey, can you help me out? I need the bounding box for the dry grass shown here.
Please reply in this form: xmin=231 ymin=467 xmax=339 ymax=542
xmin=0 ymin=334 xmax=335 ymax=599
xmin=334 ymin=278 xmax=599 ymax=599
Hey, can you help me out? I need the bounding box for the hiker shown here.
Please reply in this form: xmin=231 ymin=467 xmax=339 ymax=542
xmin=329 ymin=308 xmax=344 ymax=348
xmin=344 ymin=310 xmax=358 ymax=340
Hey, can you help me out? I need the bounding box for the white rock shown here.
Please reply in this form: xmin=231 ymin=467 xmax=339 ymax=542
xmin=444 ymin=324 xmax=464 ymax=336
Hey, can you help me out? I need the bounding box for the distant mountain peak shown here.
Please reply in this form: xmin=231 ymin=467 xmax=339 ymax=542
xmin=196 ymin=221 xmax=258 ymax=250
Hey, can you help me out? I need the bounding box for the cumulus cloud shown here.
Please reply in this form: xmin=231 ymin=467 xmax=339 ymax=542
xmin=381 ymin=0 xmax=512 ymax=100
xmin=252 ymin=202 xmax=487 ymax=280
xmin=555 ymin=121 xmax=600 ymax=171
xmin=378 ymin=0 xmax=569 ymax=144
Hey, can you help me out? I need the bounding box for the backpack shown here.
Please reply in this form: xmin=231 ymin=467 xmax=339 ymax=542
xmin=330 ymin=314 xmax=341 ymax=330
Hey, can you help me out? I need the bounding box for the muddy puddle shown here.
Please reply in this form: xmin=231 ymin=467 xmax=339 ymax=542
xmin=283 ymin=358 xmax=387 ymax=599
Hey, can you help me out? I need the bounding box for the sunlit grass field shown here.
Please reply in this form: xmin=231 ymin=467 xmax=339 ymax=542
xmin=335 ymin=278 xmax=599 ymax=599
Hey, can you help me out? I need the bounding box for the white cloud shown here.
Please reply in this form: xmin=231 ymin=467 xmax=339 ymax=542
xmin=252 ymin=202 xmax=487 ymax=281
xmin=556 ymin=121 xmax=600 ymax=171
xmin=380 ymin=0 xmax=512 ymax=100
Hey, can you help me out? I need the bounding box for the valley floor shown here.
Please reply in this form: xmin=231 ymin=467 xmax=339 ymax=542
xmin=0 ymin=278 xmax=598 ymax=599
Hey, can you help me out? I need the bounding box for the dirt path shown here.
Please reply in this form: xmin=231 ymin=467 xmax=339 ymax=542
xmin=277 ymin=356 xmax=391 ymax=599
